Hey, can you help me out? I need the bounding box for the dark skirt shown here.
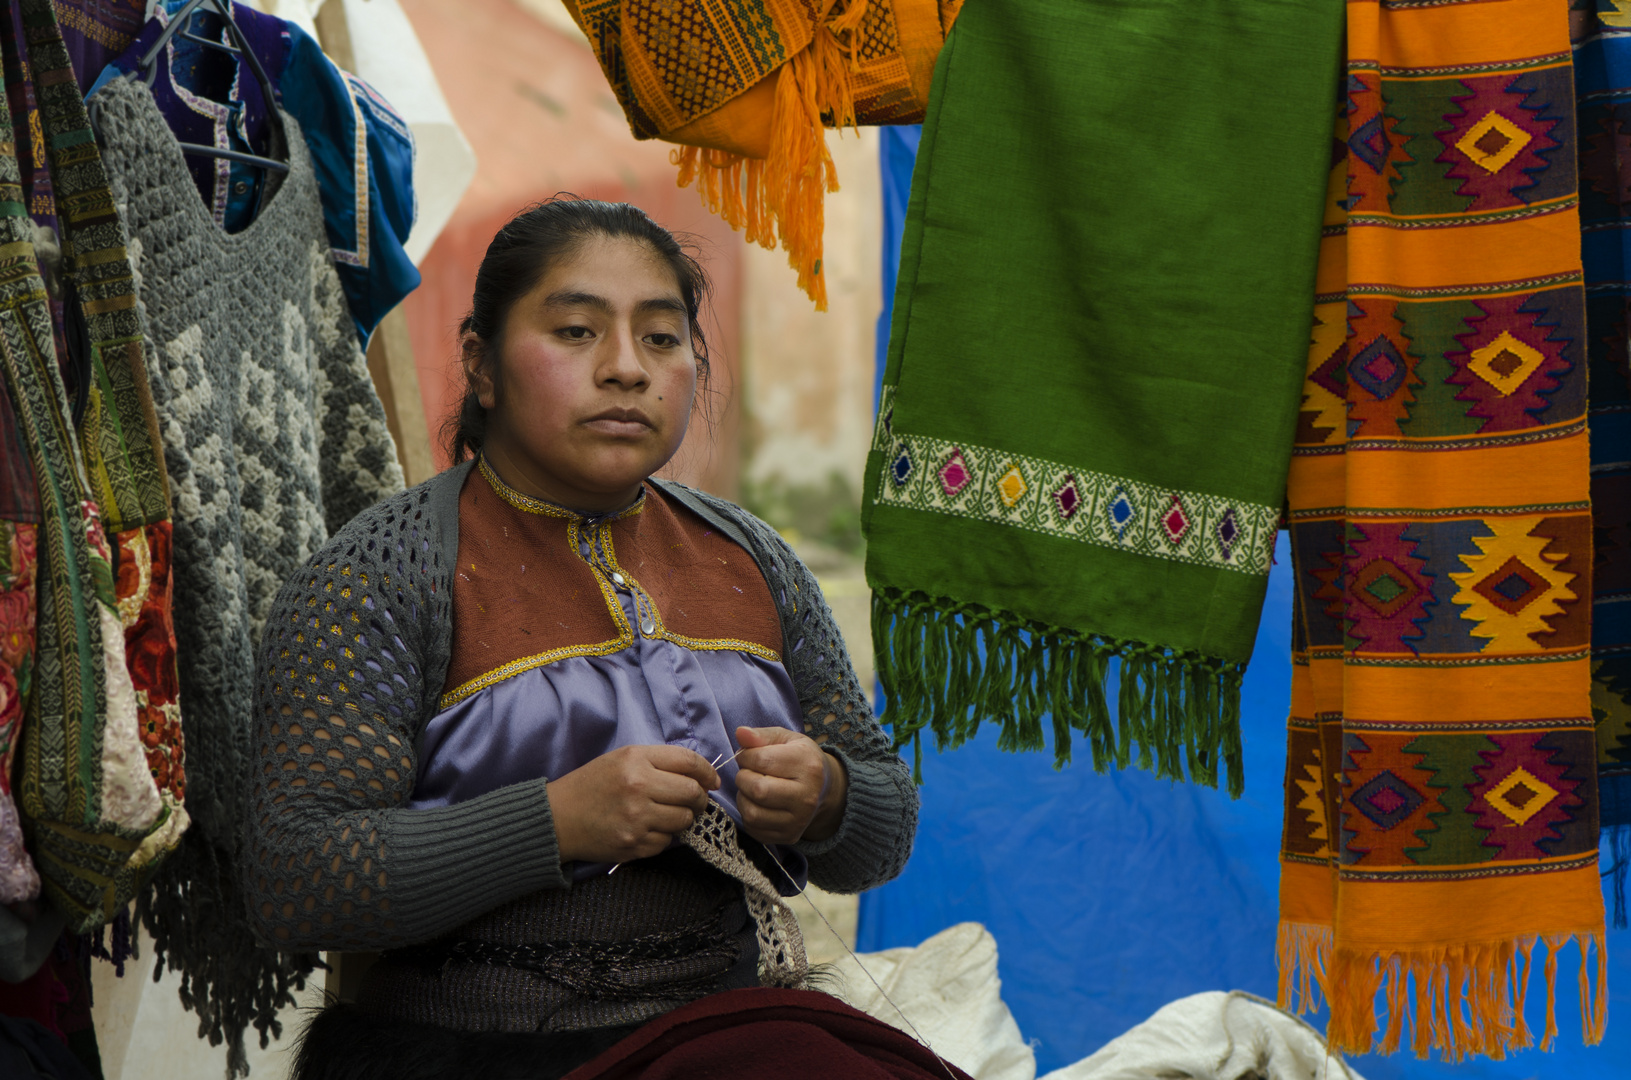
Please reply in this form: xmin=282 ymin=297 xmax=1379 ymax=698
xmin=292 ymin=1004 xmax=645 ymax=1080
xmin=293 ymin=987 xmax=976 ymax=1080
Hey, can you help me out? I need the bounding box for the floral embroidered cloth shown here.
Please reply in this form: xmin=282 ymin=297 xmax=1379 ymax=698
xmin=0 ymin=522 xmax=40 ymax=904
xmin=861 ymin=0 xmax=1341 ymax=786
xmin=1277 ymin=0 xmax=1606 ymax=1058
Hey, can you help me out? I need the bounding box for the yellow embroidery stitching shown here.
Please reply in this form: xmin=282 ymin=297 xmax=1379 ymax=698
xmin=480 ymin=456 xmax=645 ymax=521
xmin=443 ymin=465 xmax=776 ymax=706
xmin=602 ymin=528 xmax=781 ymax=662
xmin=661 ymin=631 xmax=781 ymax=663
xmin=438 ymin=635 xmax=632 ymax=708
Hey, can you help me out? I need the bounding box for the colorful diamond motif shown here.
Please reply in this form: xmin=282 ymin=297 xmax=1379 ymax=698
xmin=1053 ymin=476 xmax=1080 ymax=520
xmin=1466 ymin=330 xmax=1544 ymax=397
xmin=1455 ymin=110 xmax=1532 ymax=175
xmin=1353 ymin=558 xmax=1420 ymax=618
xmin=891 ymin=445 xmax=912 ymax=487
xmin=1348 ymin=114 xmax=1387 ymax=173
xmin=939 ymin=449 xmax=970 ymax=497
xmin=1352 ymin=769 xmax=1425 ymax=830
xmin=1162 ymin=496 xmax=1189 ymax=546
xmin=1471 ymin=555 xmax=1549 ymax=615
xmin=997 ymin=465 xmax=1027 ymax=508
xmin=1216 ymin=508 xmax=1239 ymax=561
xmin=1484 ymin=765 xmax=1558 ymax=827
xmin=1107 ymin=487 xmax=1136 ymax=537
xmin=1349 ymin=335 xmax=1408 ymax=400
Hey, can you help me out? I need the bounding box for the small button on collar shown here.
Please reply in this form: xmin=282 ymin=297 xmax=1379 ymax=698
xmin=611 ymin=572 xmax=626 ymax=587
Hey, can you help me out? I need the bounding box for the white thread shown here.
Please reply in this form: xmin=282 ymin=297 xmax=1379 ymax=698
xmin=709 ymin=746 xmax=749 ymax=769
xmin=609 ymin=749 xmax=748 ymax=875
xmin=757 ymin=843 xmax=964 ymax=1080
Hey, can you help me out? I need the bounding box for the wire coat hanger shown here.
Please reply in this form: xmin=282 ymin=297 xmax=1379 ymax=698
xmin=134 ymin=0 xmax=289 ymax=175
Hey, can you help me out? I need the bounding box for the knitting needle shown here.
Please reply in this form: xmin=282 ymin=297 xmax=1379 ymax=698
xmin=610 ymin=746 xmax=749 ymax=875
xmin=709 ymin=745 xmax=749 ymax=770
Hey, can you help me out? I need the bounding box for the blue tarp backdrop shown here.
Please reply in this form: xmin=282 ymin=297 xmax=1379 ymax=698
xmin=859 ymin=126 xmax=1630 ymax=1078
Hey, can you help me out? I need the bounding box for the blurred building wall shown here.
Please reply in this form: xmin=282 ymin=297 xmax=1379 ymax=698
xmin=738 ymin=129 xmax=882 ymax=551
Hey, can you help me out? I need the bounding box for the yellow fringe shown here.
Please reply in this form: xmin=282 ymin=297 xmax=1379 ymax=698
xmin=1278 ymin=923 xmax=1608 ymax=1060
xmin=670 ymin=0 xmax=868 ymax=311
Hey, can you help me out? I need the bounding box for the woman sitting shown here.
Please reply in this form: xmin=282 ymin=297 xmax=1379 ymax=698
xmin=241 ymin=198 xmax=921 ymax=1079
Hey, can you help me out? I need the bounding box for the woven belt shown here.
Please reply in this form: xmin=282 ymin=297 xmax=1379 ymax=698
xmin=384 ymin=915 xmax=745 ymax=1001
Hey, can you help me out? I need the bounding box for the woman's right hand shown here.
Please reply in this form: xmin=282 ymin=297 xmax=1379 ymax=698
xmin=547 ymin=745 xmax=720 ymax=865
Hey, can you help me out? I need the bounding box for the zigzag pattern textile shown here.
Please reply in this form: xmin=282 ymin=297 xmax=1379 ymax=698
xmin=1278 ymin=0 xmax=1608 ymax=1059
xmin=1572 ymin=0 xmax=1631 ymax=928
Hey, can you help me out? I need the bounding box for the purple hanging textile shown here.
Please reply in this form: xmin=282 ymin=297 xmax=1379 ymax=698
xmin=93 ymin=4 xmax=288 ymax=230
xmin=50 ymin=0 xmax=146 ymax=94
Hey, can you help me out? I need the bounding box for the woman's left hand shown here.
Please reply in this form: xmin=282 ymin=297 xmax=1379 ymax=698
xmin=733 ymin=726 xmax=848 ymax=845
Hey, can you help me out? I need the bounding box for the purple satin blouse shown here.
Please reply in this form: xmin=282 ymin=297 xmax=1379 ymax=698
xmin=409 ymin=561 xmax=809 ymax=887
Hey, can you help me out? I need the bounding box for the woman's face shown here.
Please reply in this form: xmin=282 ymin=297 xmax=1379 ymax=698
xmin=467 ymin=235 xmax=699 ymax=511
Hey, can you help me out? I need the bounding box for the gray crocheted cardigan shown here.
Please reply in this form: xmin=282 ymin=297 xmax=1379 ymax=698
xmin=242 ymin=460 xmax=917 ymax=951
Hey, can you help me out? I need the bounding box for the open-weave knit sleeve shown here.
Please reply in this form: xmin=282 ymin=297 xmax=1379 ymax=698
xmin=242 ymin=482 xmax=568 ymax=952
xmin=680 ymin=489 xmax=918 ymax=895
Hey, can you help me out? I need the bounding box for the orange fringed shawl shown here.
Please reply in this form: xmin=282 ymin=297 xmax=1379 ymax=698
xmin=1279 ymin=0 xmax=1607 ymax=1060
xmin=563 ymin=0 xmax=959 ymax=308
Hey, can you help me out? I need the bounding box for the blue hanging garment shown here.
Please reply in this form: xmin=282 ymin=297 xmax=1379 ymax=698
xmin=90 ymin=1 xmax=419 ymax=343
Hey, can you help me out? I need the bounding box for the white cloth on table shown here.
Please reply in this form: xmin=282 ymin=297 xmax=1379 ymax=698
xmin=829 ymin=922 xmax=1363 ymax=1080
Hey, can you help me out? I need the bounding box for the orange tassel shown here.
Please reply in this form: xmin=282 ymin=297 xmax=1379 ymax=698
xmin=1281 ymin=927 xmax=1606 ymax=1061
xmin=670 ymin=0 xmax=871 ymax=310
xmin=1275 ymin=920 xmax=1330 ymax=1016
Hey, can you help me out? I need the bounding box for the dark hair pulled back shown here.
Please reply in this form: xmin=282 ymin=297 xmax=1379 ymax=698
xmin=444 ymin=196 xmax=712 ymax=464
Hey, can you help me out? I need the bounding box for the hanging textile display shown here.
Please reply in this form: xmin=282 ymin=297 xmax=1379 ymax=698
xmin=861 ymin=0 xmax=1341 ymax=787
xmin=91 ymin=0 xmax=421 ymax=342
xmin=1573 ymin=0 xmax=1631 ymax=927
xmin=0 ymin=518 xmax=40 ymax=903
xmin=47 ymin=0 xmax=147 ymax=96
xmin=0 ymin=7 xmax=43 ymax=895
xmin=87 ymin=59 xmax=405 ymax=1070
xmin=1278 ymin=0 xmax=1607 ymax=1058
xmin=21 ymin=0 xmax=190 ymax=921
xmin=564 ymin=0 xmax=958 ymax=308
xmin=0 ymin=0 xmax=186 ymax=935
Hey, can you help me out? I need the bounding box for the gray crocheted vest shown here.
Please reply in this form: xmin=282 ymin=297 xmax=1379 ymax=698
xmin=92 ymin=74 xmax=404 ymax=851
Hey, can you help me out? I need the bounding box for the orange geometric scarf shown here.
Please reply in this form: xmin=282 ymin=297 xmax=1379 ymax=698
xmin=563 ymin=0 xmax=959 ymax=308
xmin=1279 ymin=0 xmax=1607 ymax=1059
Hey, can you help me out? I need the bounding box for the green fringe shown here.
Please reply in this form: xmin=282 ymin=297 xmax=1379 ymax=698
xmin=873 ymin=589 xmax=1245 ymax=795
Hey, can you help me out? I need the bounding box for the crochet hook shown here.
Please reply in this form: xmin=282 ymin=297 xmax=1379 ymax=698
xmin=609 ymin=746 xmax=746 ymax=875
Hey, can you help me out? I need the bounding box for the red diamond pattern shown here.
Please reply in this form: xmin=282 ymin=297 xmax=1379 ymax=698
xmin=1162 ymin=496 xmax=1189 ymax=545
xmin=939 ymin=449 xmax=970 ymax=497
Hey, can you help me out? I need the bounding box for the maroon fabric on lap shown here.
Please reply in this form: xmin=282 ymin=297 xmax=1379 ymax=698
xmin=564 ymin=987 xmax=973 ymax=1080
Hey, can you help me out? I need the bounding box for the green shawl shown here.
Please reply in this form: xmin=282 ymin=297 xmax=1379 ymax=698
xmin=863 ymin=0 xmax=1342 ymax=789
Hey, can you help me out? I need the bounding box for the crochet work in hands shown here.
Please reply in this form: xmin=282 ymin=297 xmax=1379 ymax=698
xmin=244 ymin=462 xmax=917 ymax=953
